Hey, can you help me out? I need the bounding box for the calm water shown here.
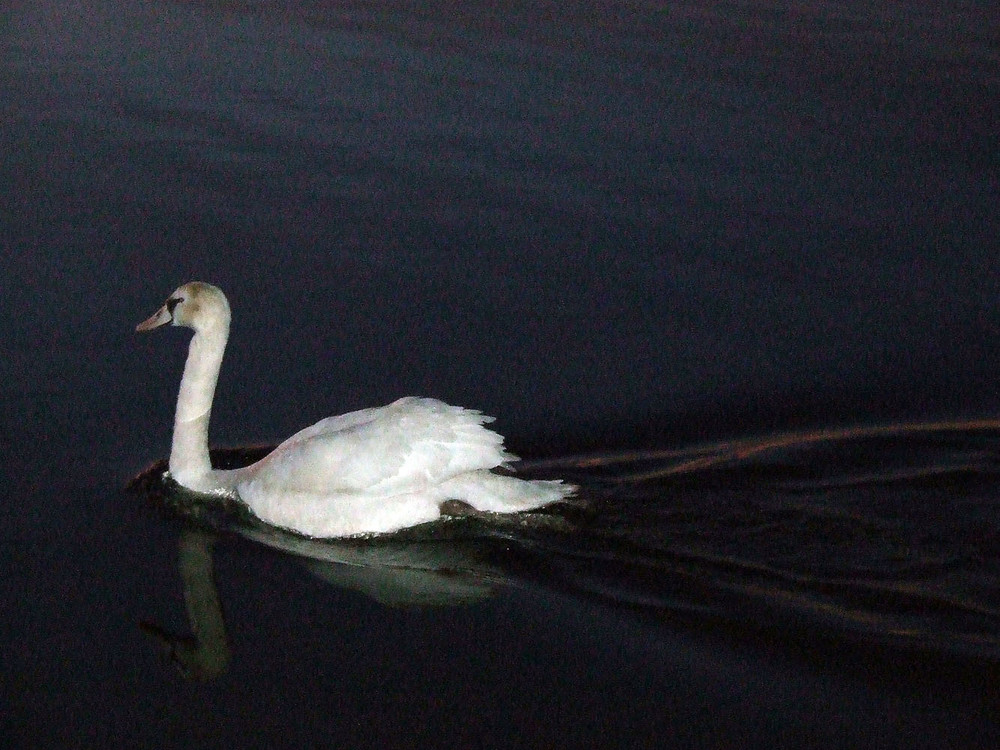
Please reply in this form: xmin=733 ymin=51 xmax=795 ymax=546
xmin=2 ymin=1 xmax=999 ymax=747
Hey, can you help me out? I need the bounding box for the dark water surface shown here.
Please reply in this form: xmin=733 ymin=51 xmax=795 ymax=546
xmin=2 ymin=1 xmax=999 ymax=747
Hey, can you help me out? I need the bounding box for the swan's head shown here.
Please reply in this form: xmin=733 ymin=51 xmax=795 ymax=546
xmin=136 ymin=282 xmax=231 ymax=334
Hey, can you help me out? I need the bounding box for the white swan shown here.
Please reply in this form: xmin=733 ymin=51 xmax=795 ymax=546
xmin=137 ymin=282 xmax=573 ymax=537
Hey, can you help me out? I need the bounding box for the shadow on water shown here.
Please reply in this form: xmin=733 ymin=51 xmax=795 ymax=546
xmin=128 ymin=419 xmax=1000 ymax=684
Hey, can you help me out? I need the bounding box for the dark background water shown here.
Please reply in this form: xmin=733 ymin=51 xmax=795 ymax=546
xmin=2 ymin=1 xmax=999 ymax=747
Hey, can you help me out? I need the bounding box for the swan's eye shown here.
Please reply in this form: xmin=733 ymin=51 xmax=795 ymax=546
xmin=166 ymin=297 xmax=183 ymax=314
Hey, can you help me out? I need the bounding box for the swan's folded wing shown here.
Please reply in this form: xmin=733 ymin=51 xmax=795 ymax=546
xmin=269 ymin=402 xmax=390 ymax=448
xmin=237 ymin=397 xmax=515 ymax=497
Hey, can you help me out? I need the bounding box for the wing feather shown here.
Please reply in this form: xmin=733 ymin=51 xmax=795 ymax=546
xmin=237 ymin=397 xmax=514 ymax=497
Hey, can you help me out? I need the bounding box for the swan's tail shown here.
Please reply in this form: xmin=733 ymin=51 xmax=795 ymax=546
xmin=439 ymin=472 xmax=575 ymax=514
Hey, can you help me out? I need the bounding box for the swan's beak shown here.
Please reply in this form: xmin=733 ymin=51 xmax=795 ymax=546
xmin=136 ymin=304 xmax=172 ymax=332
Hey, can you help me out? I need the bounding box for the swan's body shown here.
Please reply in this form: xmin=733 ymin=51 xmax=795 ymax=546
xmin=137 ymin=282 xmax=573 ymax=537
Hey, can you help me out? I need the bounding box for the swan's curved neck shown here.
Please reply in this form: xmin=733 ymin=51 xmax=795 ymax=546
xmin=169 ymin=317 xmax=229 ymax=492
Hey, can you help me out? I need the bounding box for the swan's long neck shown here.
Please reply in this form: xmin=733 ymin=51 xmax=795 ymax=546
xmin=169 ymin=316 xmax=230 ymax=492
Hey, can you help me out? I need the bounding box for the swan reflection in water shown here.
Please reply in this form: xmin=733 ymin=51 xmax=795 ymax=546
xmin=132 ymin=419 xmax=1000 ymax=680
xmin=139 ymin=525 xmax=523 ymax=680
xmin=138 ymin=529 xmax=229 ymax=681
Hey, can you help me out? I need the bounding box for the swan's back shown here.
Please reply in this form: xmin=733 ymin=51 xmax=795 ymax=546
xmin=238 ymin=397 xmax=515 ymax=497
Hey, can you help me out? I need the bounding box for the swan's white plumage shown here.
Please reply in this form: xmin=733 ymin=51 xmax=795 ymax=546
xmin=138 ymin=282 xmax=573 ymax=537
